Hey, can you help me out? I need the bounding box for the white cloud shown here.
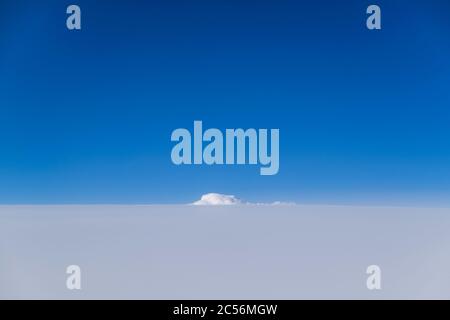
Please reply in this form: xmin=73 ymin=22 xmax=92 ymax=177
xmin=191 ymin=193 xmax=296 ymax=206
xmin=192 ymin=193 xmax=242 ymax=206
xmin=267 ymin=201 xmax=296 ymax=206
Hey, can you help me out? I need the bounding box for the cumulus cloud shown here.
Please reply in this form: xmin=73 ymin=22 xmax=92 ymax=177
xmin=192 ymin=193 xmax=243 ymax=206
xmin=191 ymin=193 xmax=295 ymax=206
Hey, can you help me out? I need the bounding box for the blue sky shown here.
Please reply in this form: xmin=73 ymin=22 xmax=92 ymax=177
xmin=0 ymin=0 xmax=449 ymax=205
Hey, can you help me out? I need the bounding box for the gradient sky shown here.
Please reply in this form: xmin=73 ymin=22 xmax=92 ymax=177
xmin=0 ymin=0 xmax=449 ymax=205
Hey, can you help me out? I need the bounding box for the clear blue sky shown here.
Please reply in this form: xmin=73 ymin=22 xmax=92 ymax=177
xmin=0 ymin=0 xmax=449 ymax=205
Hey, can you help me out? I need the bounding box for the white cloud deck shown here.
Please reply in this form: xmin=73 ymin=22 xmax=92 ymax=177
xmin=1 ymin=205 xmax=449 ymax=299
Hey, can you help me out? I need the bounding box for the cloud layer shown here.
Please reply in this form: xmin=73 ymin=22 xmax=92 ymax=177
xmin=191 ymin=193 xmax=295 ymax=206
